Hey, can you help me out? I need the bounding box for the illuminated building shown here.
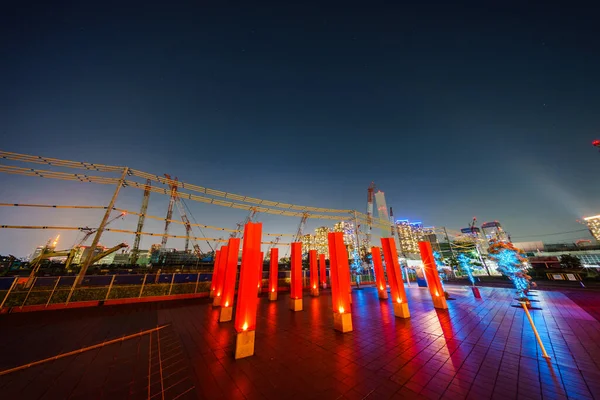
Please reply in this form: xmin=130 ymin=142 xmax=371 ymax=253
xmin=395 ymin=220 xmax=426 ymax=255
xmin=334 ymin=221 xmax=357 ymax=254
xmin=584 ymin=215 xmax=600 ymax=242
xmin=302 ymin=234 xmax=315 ymax=254
xmin=314 ymin=226 xmax=330 ymax=258
xmin=481 ymin=221 xmax=509 ymax=242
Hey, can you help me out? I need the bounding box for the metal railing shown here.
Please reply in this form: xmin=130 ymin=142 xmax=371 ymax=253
xmin=0 ymin=270 xmax=379 ymax=310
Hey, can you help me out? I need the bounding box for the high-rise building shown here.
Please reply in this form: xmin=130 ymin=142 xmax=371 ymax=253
xmin=481 ymin=221 xmax=509 ymax=242
xmin=314 ymin=226 xmax=330 ymax=258
xmin=584 ymin=215 xmax=600 ymax=242
xmin=302 ymin=234 xmax=315 ymax=254
xmin=333 ymin=221 xmax=357 ymax=254
xmin=395 ymin=220 xmax=426 ymax=255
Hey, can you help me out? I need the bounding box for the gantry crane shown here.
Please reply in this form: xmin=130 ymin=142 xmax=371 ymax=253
xmin=130 ymin=179 xmax=151 ymax=265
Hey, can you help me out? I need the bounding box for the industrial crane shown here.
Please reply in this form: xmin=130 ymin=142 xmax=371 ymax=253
xmin=164 ymin=174 xmax=204 ymax=258
xmin=293 ymin=213 xmax=309 ymax=243
xmin=230 ymin=209 xmax=258 ymax=239
xmin=161 ymin=174 xmax=178 ymax=249
xmin=27 ymin=242 xmax=128 ymax=285
xmin=76 ymin=212 xmax=127 ymax=247
xmin=130 ymin=179 xmax=151 ymax=265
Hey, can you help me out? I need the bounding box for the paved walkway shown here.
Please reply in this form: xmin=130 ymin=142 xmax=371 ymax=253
xmin=0 ymin=286 xmax=599 ymax=399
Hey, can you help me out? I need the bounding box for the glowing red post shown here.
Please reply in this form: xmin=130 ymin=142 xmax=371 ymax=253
xmin=319 ymin=253 xmax=327 ymax=288
xmin=212 ymin=246 xmax=227 ymax=306
xmin=257 ymin=251 xmax=264 ymax=295
xmin=419 ymin=241 xmax=448 ymax=309
xmin=327 ymin=232 xmax=353 ymax=332
xmin=289 ymin=242 xmax=303 ymax=311
xmin=381 ymin=238 xmax=410 ymax=318
xmin=210 ymin=249 xmax=221 ymax=298
xmin=309 ymin=250 xmax=319 ymax=296
xmin=234 ymin=222 xmax=262 ymax=359
xmin=219 ymin=238 xmax=241 ymax=322
xmin=371 ymin=247 xmax=388 ymax=300
xmin=268 ymin=247 xmax=279 ymax=301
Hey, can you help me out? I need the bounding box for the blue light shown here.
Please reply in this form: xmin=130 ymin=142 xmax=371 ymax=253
xmin=489 ymin=248 xmax=529 ymax=298
xmin=457 ymin=253 xmax=475 ymax=285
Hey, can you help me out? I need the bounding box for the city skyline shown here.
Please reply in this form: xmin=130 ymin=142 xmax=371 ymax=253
xmin=1 ymin=2 xmax=599 ymax=256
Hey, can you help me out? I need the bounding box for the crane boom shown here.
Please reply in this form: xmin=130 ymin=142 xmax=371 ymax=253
xmin=161 ymin=174 xmax=178 ymax=249
xmin=130 ymin=179 xmax=151 ymax=265
xmin=293 ymin=213 xmax=309 ymax=243
xmin=230 ymin=209 xmax=257 ymax=239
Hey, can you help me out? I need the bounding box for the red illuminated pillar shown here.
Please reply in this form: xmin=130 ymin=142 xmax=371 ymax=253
xmin=327 ymin=232 xmax=353 ymax=332
xmin=418 ymin=241 xmax=448 ymax=309
xmin=371 ymin=247 xmax=388 ymax=300
xmin=257 ymin=251 xmax=264 ymax=295
xmin=219 ymin=238 xmax=241 ymax=322
xmin=269 ymin=248 xmax=279 ymax=301
xmin=234 ymin=222 xmax=262 ymax=359
xmin=319 ymin=254 xmax=327 ymax=288
xmin=212 ymin=246 xmax=227 ymax=306
xmin=309 ymin=250 xmax=319 ymax=296
xmin=210 ymin=249 xmax=221 ymax=298
xmin=381 ymin=238 xmax=410 ymax=318
xmin=289 ymin=242 xmax=303 ymax=311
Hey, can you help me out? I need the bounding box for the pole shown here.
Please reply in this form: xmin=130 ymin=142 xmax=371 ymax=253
xmin=0 ymin=276 xmax=18 ymax=309
xmin=521 ymin=302 xmax=551 ymax=359
xmin=105 ymin=275 xmax=116 ymax=301
xmin=76 ymin=167 xmax=129 ymax=286
xmin=21 ymin=277 xmax=37 ymax=308
xmin=168 ymin=273 xmax=175 ymax=295
xmin=45 ymin=277 xmax=61 ymax=307
xmin=139 ymin=274 xmax=147 ymax=298
xmin=194 ymin=272 xmax=201 ymax=293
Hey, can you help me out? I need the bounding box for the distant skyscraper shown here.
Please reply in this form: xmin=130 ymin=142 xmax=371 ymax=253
xmin=301 ymin=234 xmax=315 ymax=254
xmin=333 ymin=221 xmax=356 ymax=254
xmin=584 ymin=215 xmax=600 ymax=242
xmin=314 ymin=226 xmax=330 ymax=258
xmin=395 ymin=220 xmax=426 ymax=255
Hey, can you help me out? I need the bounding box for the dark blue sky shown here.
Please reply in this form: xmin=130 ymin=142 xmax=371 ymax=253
xmin=1 ymin=1 xmax=599 ymax=256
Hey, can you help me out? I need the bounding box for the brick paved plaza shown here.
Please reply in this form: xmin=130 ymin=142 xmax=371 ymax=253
xmin=0 ymin=285 xmax=599 ymax=399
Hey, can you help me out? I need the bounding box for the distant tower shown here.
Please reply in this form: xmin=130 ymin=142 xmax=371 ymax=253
xmin=366 ymin=182 xmax=375 ymax=246
xmin=374 ymin=191 xmax=389 ymax=237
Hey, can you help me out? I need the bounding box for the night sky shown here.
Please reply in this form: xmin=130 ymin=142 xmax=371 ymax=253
xmin=1 ymin=2 xmax=599 ymax=257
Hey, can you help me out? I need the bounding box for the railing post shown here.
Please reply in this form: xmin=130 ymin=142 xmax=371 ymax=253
xmin=194 ymin=272 xmax=200 ymax=294
xmin=139 ymin=274 xmax=147 ymax=298
xmin=46 ymin=277 xmax=61 ymax=307
xmin=21 ymin=277 xmax=37 ymax=308
xmin=105 ymin=275 xmax=116 ymax=301
xmin=168 ymin=273 xmax=175 ymax=296
xmin=0 ymin=276 xmax=18 ymax=309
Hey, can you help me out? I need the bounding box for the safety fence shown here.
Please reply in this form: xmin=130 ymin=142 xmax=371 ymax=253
xmin=0 ymin=270 xmax=376 ymax=310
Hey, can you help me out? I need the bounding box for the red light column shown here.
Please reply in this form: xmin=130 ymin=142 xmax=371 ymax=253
xmin=210 ymin=249 xmax=221 ymax=298
xmin=371 ymin=246 xmax=388 ymax=300
xmin=269 ymin=247 xmax=279 ymax=301
xmin=257 ymin=251 xmax=264 ymax=295
xmin=418 ymin=241 xmax=448 ymax=309
xmin=289 ymin=242 xmax=303 ymax=311
xmin=319 ymin=253 xmax=327 ymax=289
xmin=381 ymin=238 xmax=410 ymax=318
xmin=219 ymin=238 xmax=241 ymax=322
xmin=212 ymin=246 xmax=227 ymax=306
xmin=309 ymin=250 xmax=319 ymax=296
xmin=327 ymin=232 xmax=353 ymax=332
xmin=234 ymin=222 xmax=262 ymax=359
